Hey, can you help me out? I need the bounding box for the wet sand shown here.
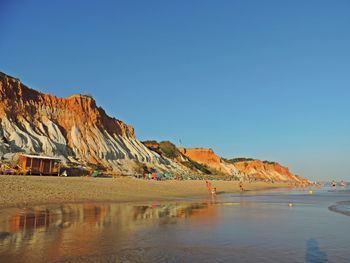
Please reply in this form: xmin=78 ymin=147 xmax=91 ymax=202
xmin=1 ymin=187 xmax=349 ymax=263
xmin=0 ymin=175 xmax=287 ymax=208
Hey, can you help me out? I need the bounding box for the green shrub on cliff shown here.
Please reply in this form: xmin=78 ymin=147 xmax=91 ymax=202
xmin=143 ymin=140 xmax=181 ymax=160
xmin=181 ymin=160 xmax=212 ymax=174
xmin=158 ymin=141 xmax=180 ymax=159
xmin=226 ymin=157 xmax=256 ymax=163
xmin=142 ymin=140 xmax=158 ymax=145
xmin=262 ymin=160 xmax=277 ymax=165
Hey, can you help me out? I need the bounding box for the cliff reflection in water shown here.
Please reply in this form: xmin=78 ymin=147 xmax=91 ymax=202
xmin=0 ymin=201 xmax=218 ymax=262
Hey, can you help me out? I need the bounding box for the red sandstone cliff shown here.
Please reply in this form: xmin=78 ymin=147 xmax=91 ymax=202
xmin=178 ymin=148 xmax=239 ymax=176
xmin=0 ymin=72 xmax=134 ymax=138
xmin=179 ymin=147 xmax=308 ymax=183
xmin=233 ymin=160 xmax=307 ymax=183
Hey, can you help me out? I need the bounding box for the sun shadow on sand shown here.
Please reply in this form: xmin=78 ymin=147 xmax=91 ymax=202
xmin=305 ymin=239 xmax=328 ymax=263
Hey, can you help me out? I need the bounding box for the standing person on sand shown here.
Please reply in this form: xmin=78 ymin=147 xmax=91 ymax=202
xmin=239 ymin=181 xmax=244 ymax=192
xmin=207 ymin=181 xmax=212 ymax=192
xmin=205 ymin=180 xmax=210 ymax=191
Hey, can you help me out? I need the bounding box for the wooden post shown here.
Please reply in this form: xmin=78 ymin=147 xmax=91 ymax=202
xmin=30 ymin=157 xmax=33 ymax=175
xmin=39 ymin=159 xmax=43 ymax=175
xmin=34 ymin=213 xmax=36 ymax=229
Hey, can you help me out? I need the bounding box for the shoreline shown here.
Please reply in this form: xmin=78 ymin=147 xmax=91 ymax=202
xmin=0 ymin=175 xmax=289 ymax=209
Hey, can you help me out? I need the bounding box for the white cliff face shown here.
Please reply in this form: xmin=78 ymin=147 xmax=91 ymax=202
xmin=67 ymin=124 xmax=172 ymax=169
xmin=0 ymin=72 xmax=188 ymax=174
xmin=1 ymin=115 xmax=69 ymax=159
xmin=0 ymin=114 xmax=180 ymax=173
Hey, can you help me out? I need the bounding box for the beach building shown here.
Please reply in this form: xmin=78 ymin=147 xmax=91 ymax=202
xmin=17 ymin=154 xmax=61 ymax=175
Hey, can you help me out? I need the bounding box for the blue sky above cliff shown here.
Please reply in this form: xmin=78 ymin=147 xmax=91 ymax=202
xmin=1 ymin=0 xmax=350 ymax=181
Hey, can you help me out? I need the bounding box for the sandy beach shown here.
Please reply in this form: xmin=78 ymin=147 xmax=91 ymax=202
xmin=0 ymin=175 xmax=288 ymax=208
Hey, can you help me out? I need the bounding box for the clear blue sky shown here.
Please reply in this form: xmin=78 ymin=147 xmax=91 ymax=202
xmin=1 ymin=0 xmax=349 ymax=181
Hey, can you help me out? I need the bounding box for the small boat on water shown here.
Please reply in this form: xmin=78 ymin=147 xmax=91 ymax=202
xmin=331 ymin=180 xmax=337 ymax=187
xmin=339 ymin=181 xmax=346 ymax=187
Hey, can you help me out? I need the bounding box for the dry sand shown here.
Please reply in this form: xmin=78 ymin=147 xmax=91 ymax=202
xmin=0 ymin=175 xmax=288 ymax=208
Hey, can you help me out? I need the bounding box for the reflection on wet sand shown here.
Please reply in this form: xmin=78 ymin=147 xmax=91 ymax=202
xmin=0 ymin=201 xmax=218 ymax=263
xmin=1 ymin=189 xmax=350 ymax=263
xmin=9 ymin=209 xmax=51 ymax=232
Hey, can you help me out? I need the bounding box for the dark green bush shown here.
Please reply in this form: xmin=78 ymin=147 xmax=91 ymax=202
xmin=181 ymin=160 xmax=212 ymax=174
xmin=158 ymin=141 xmax=180 ymax=159
xmin=226 ymin=157 xmax=255 ymax=163
xmin=262 ymin=160 xmax=277 ymax=165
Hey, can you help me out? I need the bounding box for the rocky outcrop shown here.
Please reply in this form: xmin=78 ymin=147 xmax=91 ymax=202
xmin=232 ymin=160 xmax=307 ymax=183
xmin=0 ymin=72 xmax=179 ymax=173
xmin=179 ymin=148 xmax=308 ymax=183
xmin=178 ymin=148 xmax=240 ymax=176
xmin=142 ymin=141 xmax=214 ymax=175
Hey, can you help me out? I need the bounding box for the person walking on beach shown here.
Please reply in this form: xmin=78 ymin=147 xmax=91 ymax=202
xmin=205 ymin=180 xmax=209 ymax=190
xmin=239 ymin=181 xmax=244 ymax=191
xmin=206 ymin=180 xmax=212 ymax=192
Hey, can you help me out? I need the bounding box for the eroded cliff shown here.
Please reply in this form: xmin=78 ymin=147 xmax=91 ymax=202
xmin=178 ymin=148 xmax=239 ymax=176
xmin=0 ymin=72 xmax=174 ymax=173
xmin=0 ymin=72 xmax=309 ymax=182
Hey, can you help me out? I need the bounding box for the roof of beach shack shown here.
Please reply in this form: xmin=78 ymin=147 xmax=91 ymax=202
xmin=20 ymin=154 xmax=62 ymax=161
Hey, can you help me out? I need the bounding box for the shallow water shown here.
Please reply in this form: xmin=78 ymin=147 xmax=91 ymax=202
xmin=0 ymin=187 xmax=349 ymax=263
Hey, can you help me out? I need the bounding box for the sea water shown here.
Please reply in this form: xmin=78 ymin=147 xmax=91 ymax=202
xmin=0 ymin=186 xmax=349 ymax=263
